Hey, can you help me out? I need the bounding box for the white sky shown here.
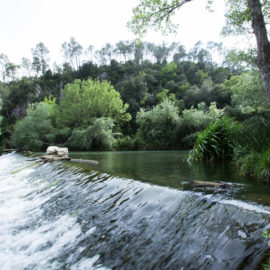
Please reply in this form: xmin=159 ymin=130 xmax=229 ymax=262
xmin=0 ymin=0 xmax=248 ymax=65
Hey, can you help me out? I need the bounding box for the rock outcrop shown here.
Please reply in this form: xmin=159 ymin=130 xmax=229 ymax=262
xmin=40 ymin=146 xmax=70 ymax=162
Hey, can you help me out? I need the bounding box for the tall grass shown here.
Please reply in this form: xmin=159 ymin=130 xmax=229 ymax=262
xmin=188 ymin=116 xmax=236 ymax=162
xmin=189 ymin=113 xmax=270 ymax=182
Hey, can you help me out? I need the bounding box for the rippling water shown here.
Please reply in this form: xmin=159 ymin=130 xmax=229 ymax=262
xmin=1 ymin=152 xmax=270 ymax=269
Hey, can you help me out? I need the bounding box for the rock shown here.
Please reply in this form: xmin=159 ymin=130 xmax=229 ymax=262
xmin=46 ymin=146 xmax=68 ymax=157
xmin=40 ymin=146 xmax=70 ymax=162
xmin=11 ymin=102 xmax=27 ymax=119
xmin=191 ymin=180 xmax=229 ymax=188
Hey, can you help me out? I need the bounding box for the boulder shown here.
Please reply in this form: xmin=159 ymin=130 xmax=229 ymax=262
xmin=40 ymin=146 xmax=70 ymax=162
xmin=46 ymin=146 xmax=68 ymax=157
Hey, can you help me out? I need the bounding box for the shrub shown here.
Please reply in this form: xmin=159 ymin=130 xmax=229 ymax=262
xmin=257 ymin=148 xmax=270 ymax=181
xmin=178 ymin=102 xmax=225 ymax=148
xmin=67 ymin=118 xmax=115 ymax=151
xmin=113 ymin=136 xmax=134 ymax=150
xmin=234 ymin=115 xmax=270 ymax=152
xmin=12 ymin=102 xmax=56 ymax=151
xmin=136 ymin=98 xmax=180 ymax=149
xmin=188 ymin=116 xmax=236 ymax=162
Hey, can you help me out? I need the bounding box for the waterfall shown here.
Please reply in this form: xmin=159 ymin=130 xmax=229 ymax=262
xmin=0 ymin=152 xmax=269 ymax=270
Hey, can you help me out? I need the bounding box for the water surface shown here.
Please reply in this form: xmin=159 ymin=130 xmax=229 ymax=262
xmin=1 ymin=152 xmax=270 ymax=269
xmin=68 ymin=151 xmax=270 ymax=206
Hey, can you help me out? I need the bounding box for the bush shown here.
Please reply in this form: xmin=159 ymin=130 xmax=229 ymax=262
xmin=136 ymin=98 xmax=180 ymax=150
xmin=67 ymin=118 xmax=115 ymax=151
xmin=234 ymin=115 xmax=270 ymax=152
xmin=256 ymin=148 xmax=270 ymax=181
xmin=114 ymin=136 xmax=135 ymax=150
xmin=178 ymin=102 xmax=224 ymax=148
xmin=234 ymin=147 xmax=270 ymax=182
xmin=188 ymin=116 xmax=236 ymax=162
xmin=12 ymin=102 xmax=56 ymax=151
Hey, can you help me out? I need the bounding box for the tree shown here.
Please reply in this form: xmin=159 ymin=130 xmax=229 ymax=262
xmin=21 ymin=57 xmax=32 ymax=77
xmin=115 ymin=41 xmax=133 ymax=62
xmin=224 ymin=71 xmax=268 ymax=110
xmin=128 ymin=0 xmax=270 ymax=104
xmin=0 ymin=54 xmax=10 ymax=83
xmin=5 ymin=62 xmax=19 ymax=82
xmin=58 ymin=78 xmax=130 ymax=128
xmin=31 ymin=42 xmax=50 ymax=75
xmin=61 ymin=37 xmax=83 ymax=70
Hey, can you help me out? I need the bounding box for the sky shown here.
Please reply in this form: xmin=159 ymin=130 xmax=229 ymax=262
xmin=0 ymin=0 xmax=248 ymax=66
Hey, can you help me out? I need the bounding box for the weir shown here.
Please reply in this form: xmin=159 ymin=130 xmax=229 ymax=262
xmin=0 ymin=152 xmax=269 ymax=269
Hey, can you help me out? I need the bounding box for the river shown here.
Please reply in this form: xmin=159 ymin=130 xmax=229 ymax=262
xmin=1 ymin=151 xmax=270 ymax=269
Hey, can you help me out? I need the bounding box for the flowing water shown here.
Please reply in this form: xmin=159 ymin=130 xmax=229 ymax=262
xmin=1 ymin=151 xmax=270 ymax=269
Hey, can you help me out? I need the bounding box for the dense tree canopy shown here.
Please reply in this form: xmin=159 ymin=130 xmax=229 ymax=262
xmin=129 ymin=0 xmax=270 ymax=104
xmin=58 ymin=78 xmax=131 ymax=128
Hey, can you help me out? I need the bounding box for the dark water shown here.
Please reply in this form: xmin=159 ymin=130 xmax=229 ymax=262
xmin=1 ymin=152 xmax=270 ymax=269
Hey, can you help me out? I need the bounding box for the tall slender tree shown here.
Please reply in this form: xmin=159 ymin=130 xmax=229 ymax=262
xmin=31 ymin=42 xmax=49 ymax=75
xmin=61 ymin=37 xmax=83 ymax=70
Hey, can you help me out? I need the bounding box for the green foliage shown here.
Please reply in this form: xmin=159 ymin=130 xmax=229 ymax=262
xmin=128 ymin=0 xmax=213 ymax=36
xmin=222 ymin=0 xmax=252 ymax=36
xmin=12 ymin=102 xmax=56 ymax=150
xmin=136 ymin=98 xmax=180 ymax=149
xmin=176 ymin=102 xmax=224 ymax=148
xmin=262 ymin=229 xmax=270 ymax=270
xmin=58 ymin=78 xmax=130 ymax=128
xmin=189 ymin=113 xmax=270 ymax=181
xmin=156 ymin=89 xmax=177 ymax=103
xmin=225 ymin=71 xmax=268 ymax=110
xmin=67 ymin=118 xmax=115 ymax=151
xmin=180 ymin=102 xmax=224 ymax=132
xmin=234 ymin=115 xmax=270 ymax=152
xmin=233 ymin=148 xmax=260 ymax=177
xmin=160 ymin=62 xmax=177 ymax=84
xmin=188 ymin=116 xmax=236 ymax=161
xmin=255 ymin=148 xmax=270 ymax=181
xmin=0 ymin=96 xmax=3 ymax=136
xmin=225 ymin=49 xmax=257 ymax=70
xmin=232 ymin=115 xmax=270 ymax=181
xmin=114 ymin=135 xmax=142 ymax=150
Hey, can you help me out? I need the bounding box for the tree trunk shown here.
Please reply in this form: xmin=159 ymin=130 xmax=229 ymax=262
xmin=248 ymin=0 xmax=270 ymax=104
